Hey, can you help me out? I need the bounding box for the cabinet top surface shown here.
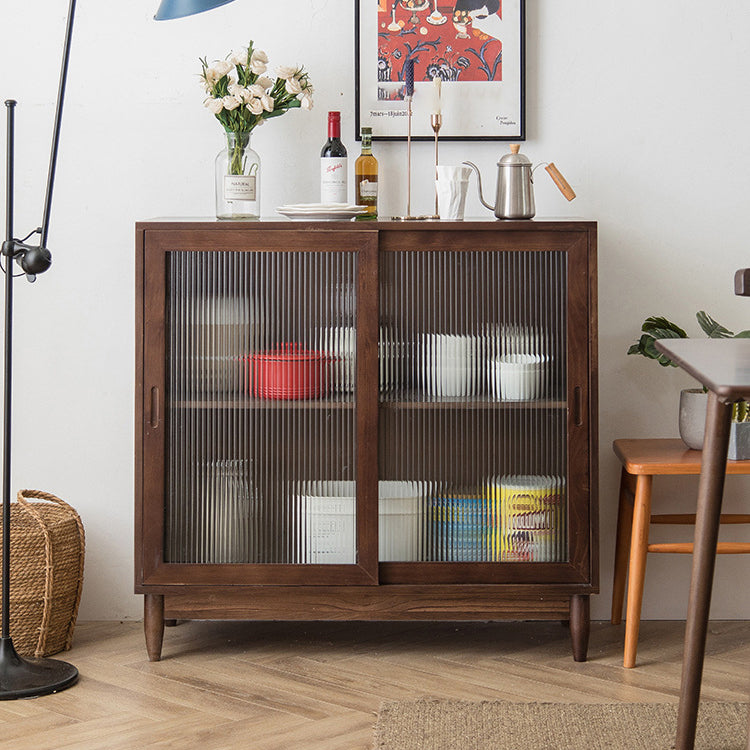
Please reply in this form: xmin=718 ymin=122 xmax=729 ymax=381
xmin=136 ymin=217 xmax=596 ymax=232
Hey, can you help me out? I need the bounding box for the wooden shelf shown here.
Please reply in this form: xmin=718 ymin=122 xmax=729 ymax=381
xmin=173 ymin=395 xmax=567 ymax=410
xmin=380 ymin=395 xmax=567 ymax=410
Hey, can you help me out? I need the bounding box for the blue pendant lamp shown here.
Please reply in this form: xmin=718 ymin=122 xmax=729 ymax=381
xmin=1 ymin=0 xmax=239 ymax=702
xmin=155 ymin=0 xmax=237 ymax=20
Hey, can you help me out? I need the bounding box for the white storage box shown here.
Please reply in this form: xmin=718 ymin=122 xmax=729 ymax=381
xmin=297 ymin=481 xmax=356 ymax=564
xmin=379 ymin=481 xmax=423 ymax=561
xmin=294 ymin=480 xmax=424 ymax=563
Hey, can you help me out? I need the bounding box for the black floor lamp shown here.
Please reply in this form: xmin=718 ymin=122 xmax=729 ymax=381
xmin=0 ymin=0 xmax=79 ymax=700
xmin=1 ymin=0 xmax=240 ymax=700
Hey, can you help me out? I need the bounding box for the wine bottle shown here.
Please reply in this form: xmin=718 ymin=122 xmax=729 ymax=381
xmin=320 ymin=111 xmax=348 ymax=204
xmin=355 ymin=126 xmax=378 ymax=219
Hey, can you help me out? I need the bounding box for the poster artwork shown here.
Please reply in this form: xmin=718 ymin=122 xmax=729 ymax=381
xmin=377 ymin=0 xmax=504 ymax=101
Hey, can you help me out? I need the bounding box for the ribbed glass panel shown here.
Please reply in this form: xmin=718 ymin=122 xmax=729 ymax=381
xmin=379 ymin=250 xmax=568 ymax=563
xmin=166 ymin=250 xmax=357 ymax=564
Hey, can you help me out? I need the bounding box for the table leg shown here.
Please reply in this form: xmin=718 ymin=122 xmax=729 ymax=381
xmin=675 ymin=392 xmax=732 ymax=750
xmin=612 ymin=468 xmax=636 ymax=625
xmin=623 ymin=474 xmax=652 ymax=668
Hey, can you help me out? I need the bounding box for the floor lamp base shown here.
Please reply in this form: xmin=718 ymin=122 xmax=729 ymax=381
xmin=0 ymin=637 xmax=78 ymax=700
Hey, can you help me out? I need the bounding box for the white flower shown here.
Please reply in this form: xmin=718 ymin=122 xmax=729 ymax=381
xmin=257 ymin=76 xmax=274 ymax=89
xmin=276 ymin=65 xmax=297 ymax=80
xmin=248 ymin=83 xmax=267 ymax=98
xmin=212 ymin=60 xmax=233 ymax=78
xmin=249 ymin=49 xmax=268 ymax=75
xmin=204 ymin=97 xmax=224 ymax=114
xmin=260 ymin=93 xmax=274 ymax=112
xmin=203 ymin=68 xmax=221 ymax=88
xmin=298 ymin=93 xmax=313 ymax=110
xmin=285 ymin=77 xmax=303 ymax=95
xmin=231 ymin=49 xmax=248 ymax=67
xmin=228 ymin=84 xmax=254 ymax=103
xmin=222 ymin=95 xmax=242 ymax=111
xmin=247 ymin=98 xmax=264 ymax=116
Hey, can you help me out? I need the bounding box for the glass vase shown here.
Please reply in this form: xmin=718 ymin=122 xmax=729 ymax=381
xmin=215 ymin=132 xmax=260 ymax=220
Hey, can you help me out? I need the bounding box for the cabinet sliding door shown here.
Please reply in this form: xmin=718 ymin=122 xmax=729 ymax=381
xmin=140 ymin=230 xmax=378 ymax=586
xmin=377 ymin=231 xmax=592 ymax=584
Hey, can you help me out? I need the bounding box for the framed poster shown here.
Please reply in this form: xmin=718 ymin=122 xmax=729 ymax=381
xmin=355 ymin=0 xmax=525 ymax=141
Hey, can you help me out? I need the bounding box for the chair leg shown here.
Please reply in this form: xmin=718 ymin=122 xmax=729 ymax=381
xmin=612 ymin=468 xmax=636 ymax=625
xmin=623 ymin=474 xmax=653 ymax=668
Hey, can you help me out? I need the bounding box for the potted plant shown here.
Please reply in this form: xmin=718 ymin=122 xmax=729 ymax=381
xmin=628 ymin=312 xmax=750 ymax=458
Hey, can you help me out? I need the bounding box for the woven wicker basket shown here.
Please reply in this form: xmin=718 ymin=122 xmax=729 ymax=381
xmin=0 ymin=490 xmax=85 ymax=657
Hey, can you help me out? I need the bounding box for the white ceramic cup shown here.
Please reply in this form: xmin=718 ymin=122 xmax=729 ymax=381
xmin=493 ymin=354 xmax=548 ymax=400
xmin=436 ymin=166 xmax=472 ymax=221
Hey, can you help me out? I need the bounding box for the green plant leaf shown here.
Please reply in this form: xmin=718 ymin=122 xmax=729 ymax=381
xmin=641 ymin=316 xmax=687 ymax=338
xmin=733 ymin=400 xmax=750 ymax=422
xmin=733 ymin=330 xmax=750 ymax=338
xmin=630 ymin=333 xmax=677 ymax=366
xmin=696 ymin=311 xmax=734 ymax=339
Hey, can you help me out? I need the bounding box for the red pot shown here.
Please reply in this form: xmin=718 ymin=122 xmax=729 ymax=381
xmin=248 ymin=344 xmax=332 ymax=400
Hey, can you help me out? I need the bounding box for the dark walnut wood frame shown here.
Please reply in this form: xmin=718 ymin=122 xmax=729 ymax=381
xmin=135 ymin=219 xmax=598 ymax=662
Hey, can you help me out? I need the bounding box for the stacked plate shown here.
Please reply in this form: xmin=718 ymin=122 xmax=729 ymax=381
xmin=276 ymin=203 xmax=369 ymax=221
xmin=421 ymin=333 xmax=477 ymax=398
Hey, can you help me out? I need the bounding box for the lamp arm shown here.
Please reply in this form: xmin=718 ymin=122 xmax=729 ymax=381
xmin=40 ymin=0 xmax=77 ymax=248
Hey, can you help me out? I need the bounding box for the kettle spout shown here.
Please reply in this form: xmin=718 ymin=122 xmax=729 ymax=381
xmin=462 ymin=161 xmax=494 ymax=212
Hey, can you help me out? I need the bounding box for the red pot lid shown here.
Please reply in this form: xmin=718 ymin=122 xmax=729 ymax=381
xmin=249 ymin=343 xmax=331 ymax=362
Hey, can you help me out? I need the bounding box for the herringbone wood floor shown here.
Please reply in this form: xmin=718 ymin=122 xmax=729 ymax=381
xmin=2 ymin=619 xmax=750 ymax=749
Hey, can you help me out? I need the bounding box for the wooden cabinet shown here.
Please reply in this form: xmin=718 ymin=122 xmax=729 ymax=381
xmin=135 ymin=219 xmax=598 ymax=661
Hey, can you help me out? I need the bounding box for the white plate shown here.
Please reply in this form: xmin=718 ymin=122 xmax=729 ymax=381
xmin=281 ymin=203 xmax=364 ymax=211
xmin=276 ymin=203 xmax=369 ymax=221
xmin=277 ymin=208 xmax=368 ymax=221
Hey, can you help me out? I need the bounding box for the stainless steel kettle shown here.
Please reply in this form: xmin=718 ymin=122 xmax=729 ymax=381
xmin=463 ymin=145 xmax=575 ymax=220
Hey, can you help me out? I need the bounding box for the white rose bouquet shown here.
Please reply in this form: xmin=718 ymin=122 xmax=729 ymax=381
xmin=200 ymin=41 xmax=313 ymax=175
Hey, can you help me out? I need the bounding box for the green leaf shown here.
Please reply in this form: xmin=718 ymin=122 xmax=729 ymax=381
xmin=641 ymin=316 xmax=687 ymax=338
xmin=628 ymin=333 xmax=677 ymax=366
xmin=733 ymin=400 xmax=750 ymax=422
xmin=733 ymin=330 xmax=750 ymax=338
xmin=696 ymin=311 xmax=734 ymax=339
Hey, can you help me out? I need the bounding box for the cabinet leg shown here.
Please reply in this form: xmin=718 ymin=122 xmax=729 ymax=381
xmin=144 ymin=594 xmax=165 ymax=662
xmin=570 ymin=594 xmax=590 ymax=662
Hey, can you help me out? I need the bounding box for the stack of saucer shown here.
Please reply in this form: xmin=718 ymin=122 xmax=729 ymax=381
xmin=276 ymin=203 xmax=368 ymax=221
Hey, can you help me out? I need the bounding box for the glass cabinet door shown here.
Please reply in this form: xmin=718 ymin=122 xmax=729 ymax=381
xmin=141 ymin=230 xmax=379 ymax=586
xmin=377 ymin=238 xmax=590 ymax=583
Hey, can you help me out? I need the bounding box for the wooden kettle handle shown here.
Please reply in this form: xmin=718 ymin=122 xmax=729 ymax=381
xmin=545 ymin=163 xmax=576 ymax=201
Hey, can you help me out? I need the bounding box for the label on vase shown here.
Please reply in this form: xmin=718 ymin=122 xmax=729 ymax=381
xmin=321 ymin=157 xmax=348 ymax=203
xmin=224 ymin=175 xmax=257 ymax=201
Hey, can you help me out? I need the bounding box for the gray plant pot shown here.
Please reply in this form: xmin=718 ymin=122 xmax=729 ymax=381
xmin=678 ymin=387 xmax=750 ymax=460
xmin=679 ymin=388 xmax=707 ymax=451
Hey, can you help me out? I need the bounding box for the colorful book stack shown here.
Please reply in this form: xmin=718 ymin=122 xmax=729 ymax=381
xmin=490 ymin=475 xmax=566 ymax=563
xmin=429 ymin=495 xmax=492 ymax=562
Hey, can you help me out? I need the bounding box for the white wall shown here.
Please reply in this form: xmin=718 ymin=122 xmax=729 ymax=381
xmin=2 ymin=0 xmax=749 ymax=621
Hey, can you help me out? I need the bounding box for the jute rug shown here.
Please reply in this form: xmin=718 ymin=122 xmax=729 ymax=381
xmin=374 ymin=698 xmax=748 ymax=749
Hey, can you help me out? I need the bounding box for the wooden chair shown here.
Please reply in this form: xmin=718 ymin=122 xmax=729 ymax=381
xmin=611 ymin=438 xmax=750 ymax=668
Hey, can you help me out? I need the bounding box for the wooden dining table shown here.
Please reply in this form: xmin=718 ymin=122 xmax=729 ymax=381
xmin=654 ymin=337 xmax=750 ymax=750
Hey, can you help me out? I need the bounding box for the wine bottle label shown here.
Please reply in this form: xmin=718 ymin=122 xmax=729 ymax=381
xmin=358 ymin=179 xmax=378 ymax=199
xmin=321 ymin=158 xmax=348 ymax=203
xmin=224 ymin=175 xmax=256 ymax=201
